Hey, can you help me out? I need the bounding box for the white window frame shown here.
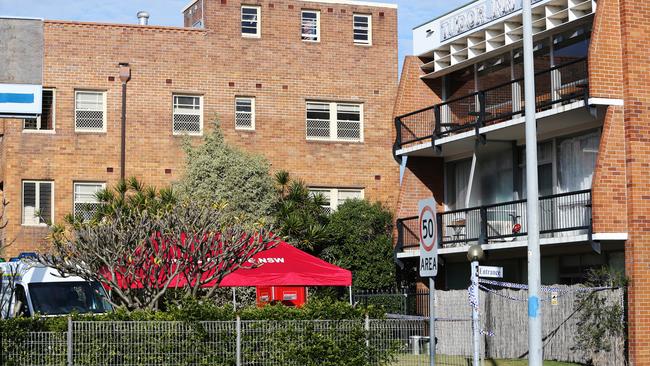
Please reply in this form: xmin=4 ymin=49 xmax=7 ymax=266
xmin=23 ymin=88 xmax=56 ymax=133
xmin=306 ymin=101 xmax=364 ymax=142
xmin=73 ymin=182 xmax=106 ymax=221
xmin=22 ymin=180 xmax=54 ymax=226
xmin=353 ymin=14 xmax=372 ymax=45
xmin=172 ymin=94 xmax=204 ymax=136
xmin=74 ymin=90 xmax=107 ymax=133
xmin=309 ymin=188 xmax=364 ymax=213
xmin=301 ymin=10 xmax=320 ymax=42
xmin=235 ymin=97 xmax=256 ymax=131
xmin=241 ymin=5 xmax=261 ymax=38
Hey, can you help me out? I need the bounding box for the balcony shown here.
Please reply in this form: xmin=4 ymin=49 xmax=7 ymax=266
xmin=394 ymin=58 xmax=589 ymax=154
xmin=395 ymin=190 xmax=592 ymax=255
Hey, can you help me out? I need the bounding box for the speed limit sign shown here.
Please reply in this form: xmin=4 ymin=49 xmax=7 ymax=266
xmin=419 ymin=198 xmax=438 ymax=277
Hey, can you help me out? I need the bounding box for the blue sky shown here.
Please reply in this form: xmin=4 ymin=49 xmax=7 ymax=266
xmin=0 ymin=0 xmax=469 ymax=71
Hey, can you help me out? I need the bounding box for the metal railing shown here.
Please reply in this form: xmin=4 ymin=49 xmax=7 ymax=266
xmin=395 ymin=57 xmax=589 ymax=150
xmin=396 ymin=190 xmax=592 ymax=250
xmin=1 ymin=318 xmax=466 ymax=366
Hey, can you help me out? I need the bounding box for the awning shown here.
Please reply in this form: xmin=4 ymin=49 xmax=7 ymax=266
xmin=220 ymin=242 xmax=352 ymax=287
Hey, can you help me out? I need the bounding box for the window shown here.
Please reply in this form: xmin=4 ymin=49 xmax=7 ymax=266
xmin=75 ymin=91 xmax=106 ymax=132
xmin=309 ymin=188 xmax=364 ymax=213
xmin=306 ymin=102 xmax=363 ymax=142
xmin=22 ymin=181 xmax=53 ymax=226
xmin=353 ymin=14 xmax=371 ymax=45
xmin=24 ymin=89 xmax=55 ymax=131
xmin=241 ymin=5 xmax=261 ymax=37
xmin=301 ymin=10 xmax=320 ymax=42
xmin=173 ymin=95 xmax=203 ymax=135
xmin=235 ymin=97 xmax=255 ymax=130
xmin=73 ymin=182 xmax=105 ymax=221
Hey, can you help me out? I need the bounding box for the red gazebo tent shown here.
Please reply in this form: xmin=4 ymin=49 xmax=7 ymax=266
xmin=220 ymin=241 xmax=352 ymax=306
xmin=101 ymin=239 xmax=352 ymax=305
xmin=220 ymin=241 xmax=352 ymax=287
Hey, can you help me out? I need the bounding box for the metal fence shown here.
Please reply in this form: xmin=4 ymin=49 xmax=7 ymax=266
xmin=1 ymin=318 xmax=475 ymax=366
xmin=354 ymin=285 xmax=626 ymax=365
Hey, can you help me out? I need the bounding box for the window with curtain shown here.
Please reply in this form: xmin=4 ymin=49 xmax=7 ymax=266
xmin=557 ymin=131 xmax=600 ymax=193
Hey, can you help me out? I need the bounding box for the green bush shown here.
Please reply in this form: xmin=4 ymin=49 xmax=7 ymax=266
xmin=1 ymin=299 xmax=395 ymax=366
xmin=323 ymin=199 xmax=396 ymax=290
xmin=176 ymin=120 xmax=277 ymax=224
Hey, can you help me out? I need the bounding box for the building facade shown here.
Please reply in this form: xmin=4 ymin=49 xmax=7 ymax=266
xmin=0 ymin=0 xmax=399 ymax=256
xmin=393 ymin=0 xmax=649 ymax=362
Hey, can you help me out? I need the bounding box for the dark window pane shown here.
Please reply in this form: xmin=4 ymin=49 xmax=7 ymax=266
xmin=39 ymin=182 xmax=52 ymax=223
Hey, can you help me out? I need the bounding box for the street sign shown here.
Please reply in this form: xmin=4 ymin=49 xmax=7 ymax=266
xmin=478 ymin=266 xmax=503 ymax=278
xmin=418 ymin=197 xmax=438 ymax=277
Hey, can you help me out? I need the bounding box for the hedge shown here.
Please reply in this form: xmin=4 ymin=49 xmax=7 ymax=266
xmin=0 ymin=299 xmax=397 ymax=366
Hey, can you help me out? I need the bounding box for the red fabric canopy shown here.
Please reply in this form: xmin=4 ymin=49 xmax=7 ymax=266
xmin=220 ymin=242 xmax=352 ymax=287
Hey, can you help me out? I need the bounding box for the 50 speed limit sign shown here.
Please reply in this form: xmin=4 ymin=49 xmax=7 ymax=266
xmin=418 ymin=198 xmax=438 ymax=277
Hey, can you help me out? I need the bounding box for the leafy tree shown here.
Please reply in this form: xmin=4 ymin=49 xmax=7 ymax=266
xmin=41 ymin=179 xmax=276 ymax=310
xmin=175 ymin=121 xmax=277 ymax=225
xmin=323 ymin=199 xmax=396 ymax=290
xmin=574 ymin=266 xmax=628 ymax=366
xmin=274 ymin=171 xmax=329 ymax=252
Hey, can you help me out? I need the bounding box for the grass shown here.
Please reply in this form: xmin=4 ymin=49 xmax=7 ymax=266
xmin=393 ymin=354 xmax=582 ymax=366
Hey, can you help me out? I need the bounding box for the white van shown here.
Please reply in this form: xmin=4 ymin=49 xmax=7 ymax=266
xmin=0 ymin=260 xmax=113 ymax=318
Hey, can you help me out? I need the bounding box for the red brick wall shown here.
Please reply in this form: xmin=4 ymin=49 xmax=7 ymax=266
xmin=393 ymin=57 xmax=444 ymax=222
xmin=621 ymin=0 xmax=650 ymax=362
xmin=592 ymin=105 xmax=627 ymax=234
xmin=393 ymin=56 xmax=440 ymax=117
xmin=0 ymin=0 xmax=399 ymax=257
xmin=588 ymin=0 xmax=624 ymax=99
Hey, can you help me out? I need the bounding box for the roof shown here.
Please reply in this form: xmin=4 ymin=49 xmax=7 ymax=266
xmin=220 ymin=242 xmax=352 ymax=287
xmin=182 ymin=0 xmax=397 ymax=13
xmin=0 ymin=262 xmax=88 ymax=284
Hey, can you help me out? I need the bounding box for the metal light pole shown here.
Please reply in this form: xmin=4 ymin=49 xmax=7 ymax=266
xmin=467 ymin=245 xmax=484 ymax=366
xmin=522 ymin=0 xmax=543 ymax=364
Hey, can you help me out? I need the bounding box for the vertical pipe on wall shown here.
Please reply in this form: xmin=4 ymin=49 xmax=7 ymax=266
xmin=118 ymin=63 xmax=131 ymax=182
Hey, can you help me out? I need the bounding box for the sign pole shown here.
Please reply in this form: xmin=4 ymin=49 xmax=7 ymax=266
xmin=522 ymin=0 xmax=543 ymax=364
xmin=471 ymin=260 xmax=480 ymax=366
xmin=418 ymin=197 xmax=438 ymax=366
xmin=429 ymin=277 xmax=435 ymax=366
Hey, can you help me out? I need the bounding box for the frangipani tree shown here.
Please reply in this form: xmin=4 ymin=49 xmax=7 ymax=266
xmin=41 ymin=179 xmax=276 ymax=310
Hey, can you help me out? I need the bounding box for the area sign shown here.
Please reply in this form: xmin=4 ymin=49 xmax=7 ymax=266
xmin=419 ymin=197 xmax=438 ymax=277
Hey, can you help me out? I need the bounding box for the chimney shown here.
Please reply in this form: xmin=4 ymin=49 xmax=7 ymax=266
xmin=137 ymin=11 xmax=150 ymax=25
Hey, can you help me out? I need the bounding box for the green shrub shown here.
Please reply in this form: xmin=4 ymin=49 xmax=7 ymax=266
xmin=176 ymin=120 xmax=277 ymax=224
xmin=323 ymin=199 xmax=396 ymax=290
xmin=1 ymin=299 xmax=394 ymax=366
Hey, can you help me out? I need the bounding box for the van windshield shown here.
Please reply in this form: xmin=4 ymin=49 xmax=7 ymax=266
xmin=28 ymin=282 xmax=113 ymax=315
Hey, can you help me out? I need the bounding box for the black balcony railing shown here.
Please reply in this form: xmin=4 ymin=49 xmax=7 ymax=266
xmin=396 ymin=190 xmax=592 ymax=251
xmin=395 ymin=57 xmax=589 ymax=150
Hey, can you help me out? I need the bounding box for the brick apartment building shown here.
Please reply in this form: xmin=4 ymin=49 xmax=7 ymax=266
xmin=392 ymin=0 xmax=650 ymax=363
xmin=0 ymin=0 xmax=399 ymax=257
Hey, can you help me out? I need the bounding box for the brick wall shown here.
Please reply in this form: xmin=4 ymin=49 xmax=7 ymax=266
xmin=393 ymin=56 xmax=444 ymax=221
xmin=588 ymin=0 xmax=624 ymax=99
xmin=620 ymin=0 xmax=650 ymax=363
xmin=0 ymin=0 xmax=399 ymax=257
xmin=591 ymin=105 xmax=627 ymax=234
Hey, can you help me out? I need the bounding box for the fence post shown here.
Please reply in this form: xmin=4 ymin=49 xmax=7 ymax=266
xmin=236 ymin=316 xmax=242 ymax=366
xmin=67 ymin=317 xmax=73 ymax=366
xmin=365 ymin=313 xmax=370 ymax=349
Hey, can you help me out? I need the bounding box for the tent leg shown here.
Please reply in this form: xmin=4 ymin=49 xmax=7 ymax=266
xmin=349 ymin=286 xmax=353 ymax=306
xmin=232 ymin=288 xmax=237 ymax=310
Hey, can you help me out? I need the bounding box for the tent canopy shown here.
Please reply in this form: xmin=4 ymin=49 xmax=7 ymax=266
xmin=220 ymin=242 xmax=352 ymax=287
